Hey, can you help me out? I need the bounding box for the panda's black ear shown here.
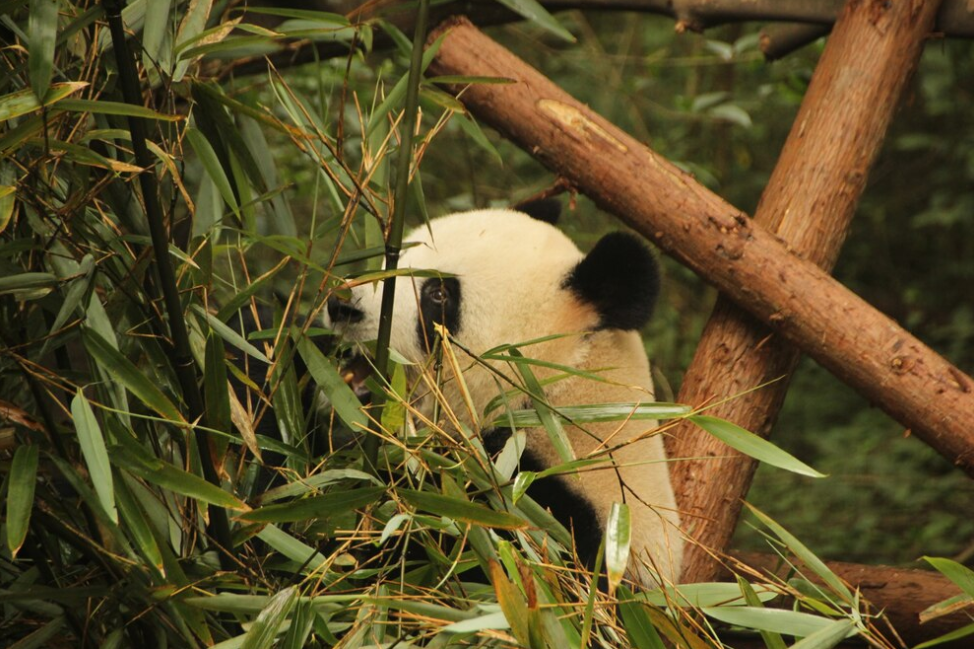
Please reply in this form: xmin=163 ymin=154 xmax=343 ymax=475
xmin=565 ymin=232 xmax=659 ymax=331
xmin=513 ymin=197 xmax=561 ymax=224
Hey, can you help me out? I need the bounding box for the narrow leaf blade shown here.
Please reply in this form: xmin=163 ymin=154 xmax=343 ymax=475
xmin=6 ymin=444 xmax=39 ymax=556
xmin=72 ymin=390 xmax=117 ymax=523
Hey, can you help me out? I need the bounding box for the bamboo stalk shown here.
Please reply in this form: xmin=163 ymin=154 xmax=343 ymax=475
xmin=365 ymin=0 xmax=432 ymax=473
xmin=102 ymin=0 xmax=233 ymax=569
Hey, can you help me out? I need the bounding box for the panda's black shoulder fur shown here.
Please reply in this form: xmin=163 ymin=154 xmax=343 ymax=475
xmin=565 ymin=232 xmax=659 ymax=331
xmin=512 ymin=197 xmax=562 ymax=224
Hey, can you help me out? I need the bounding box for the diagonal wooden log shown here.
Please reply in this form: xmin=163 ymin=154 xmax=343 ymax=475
xmin=425 ymin=13 xmax=974 ymax=496
xmin=667 ymin=0 xmax=947 ymax=584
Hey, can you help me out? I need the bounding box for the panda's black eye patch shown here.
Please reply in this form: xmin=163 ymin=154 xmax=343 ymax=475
xmin=417 ymin=277 xmax=461 ymax=353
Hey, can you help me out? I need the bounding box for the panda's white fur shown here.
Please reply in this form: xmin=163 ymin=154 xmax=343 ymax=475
xmin=329 ymin=207 xmax=683 ymax=586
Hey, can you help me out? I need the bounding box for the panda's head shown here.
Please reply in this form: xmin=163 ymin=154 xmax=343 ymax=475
xmin=327 ymin=202 xmax=659 ymax=414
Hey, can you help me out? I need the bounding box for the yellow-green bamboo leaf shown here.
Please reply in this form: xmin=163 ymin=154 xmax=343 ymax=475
xmin=0 ymin=81 xmax=86 ymax=122
xmin=0 ymin=185 xmax=15 ymax=234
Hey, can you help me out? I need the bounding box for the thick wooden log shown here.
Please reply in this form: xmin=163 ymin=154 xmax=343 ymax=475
xmin=668 ymin=0 xmax=946 ymax=584
xmin=426 ymin=20 xmax=974 ymax=470
xmin=728 ymin=552 xmax=971 ymax=648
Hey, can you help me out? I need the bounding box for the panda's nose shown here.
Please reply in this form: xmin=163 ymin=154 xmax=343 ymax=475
xmin=327 ymin=296 xmax=364 ymax=326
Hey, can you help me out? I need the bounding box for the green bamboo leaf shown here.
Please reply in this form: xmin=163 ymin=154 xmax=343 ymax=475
xmin=365 ymin=32 xmax=448 ymax=137
xmin=280 ymin=599 xmax=315 ymax=649
xmin=9 ymin=615 xmax=65 ymax=649
xmin=241 ymin=586 xmax=298 ymax=649
xmin=492 ymin=0 xmax=574 ymax=42
xmin=57 ymin=98 xmax=183 ymax=121
xmin=509 ymin=348 xmax=574 ymax=465
xmin=690 ymin=415 xmax=825 ymax=478
xmin=29 ymin=0 xmax=59 ymax=101
xmin=743 ymin=502 xmax=853 ymax=601
xmin=242 ymin=7 xmax=349 ymax=24
xmin=639 ymin=581 xmax=777 ymax=608
xmin=111 ymin=443 xmax=246 ymax=511
xmin=113 ymin=476 xmax=164 ymax=574
xmin=399 ymin=489 xmax=528 ymax=530
xmin=81 ymin=327 xmax=186 ymax=424
xmin=190 ymin=83 xmax=268 ymax=198
xmin=788 ymin=619 xmax=857 ymax=649
xmin=240 ymin=486 xmax=385 ymax=523
xmin=72 ymin=390 xmax=117 ymax=524
xmin=737 ymin=575 xmax=786 ymax=649
xmin=186 ymin=126 xmax=239 ymax=218
xmin=700 ymin=606 xmax=846 ymax=637
xmin=381 ymin=362 xmax=407 ymax=432
xmin=142 ymin=0 xmax=173 ymax=74
xmin=193 ymin=304 xmax=269 ymax=363
xmin=617 ymin=586 xmax=666 ymax=649
xmin=296 ymin=336 xmax=369 ymax=432
xmin=203 ymin=332 xmax=232 ymax=450
xmin=172 ymin=0 xmax=212 ymax=81
xmin=913 ymin=623 xmax=974 ymax=649
xmin=605 ymin=503 xmax=631 ymax=596
xmin=185 ymin=593 xmax=272 ymax=614
xmin=270 ymin=343 xmax=303 ymax=446
xmin=487 ymin=402 xmax=690 ymax=429
xmin=0 ymin=271 xmax=57 ymax=297
xmin=924 ymin=557 xmax=974 ymax=598
xmin=442 ymin=610 xmax=510 ymax=634
xmin=6 ymin=444 xmax=39 ymax=556
xmin=709 ymin=103 xmax=753 ymax=128
xmin=256 ymin=524 xmax=329 ymax=573
xmin=454 ymin=113 xmax=502 ymax=164
xmin=0 ymin=82 xmax=86 ymax=123
xmin=46 ymin=253 xmax=94 ymax=340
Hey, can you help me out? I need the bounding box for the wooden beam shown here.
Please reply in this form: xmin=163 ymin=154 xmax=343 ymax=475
xmin=667 ymin=0 xmax=946 ymax=584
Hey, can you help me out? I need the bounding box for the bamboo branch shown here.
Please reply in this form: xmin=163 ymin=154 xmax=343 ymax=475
xmin=760 ymin=23 xmax=831 ymax=60
xmin=425 ymin=18 xmax=974 ymax=472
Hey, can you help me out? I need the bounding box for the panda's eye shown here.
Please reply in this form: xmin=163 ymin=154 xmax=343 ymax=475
xmin=428 ymin=284 xmax=449 ymax=305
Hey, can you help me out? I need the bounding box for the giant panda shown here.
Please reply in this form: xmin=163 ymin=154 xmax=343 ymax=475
xmin=327 ymin=202 xmax=684 ymax=587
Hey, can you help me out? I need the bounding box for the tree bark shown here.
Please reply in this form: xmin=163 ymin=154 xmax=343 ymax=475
xmin=728 ymin=552 xmax=971 ymax=648
xmin=425 ymin=17 xmax=974 ymax=471
xmin=667 ymin=0 xmax=946 ymax=585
